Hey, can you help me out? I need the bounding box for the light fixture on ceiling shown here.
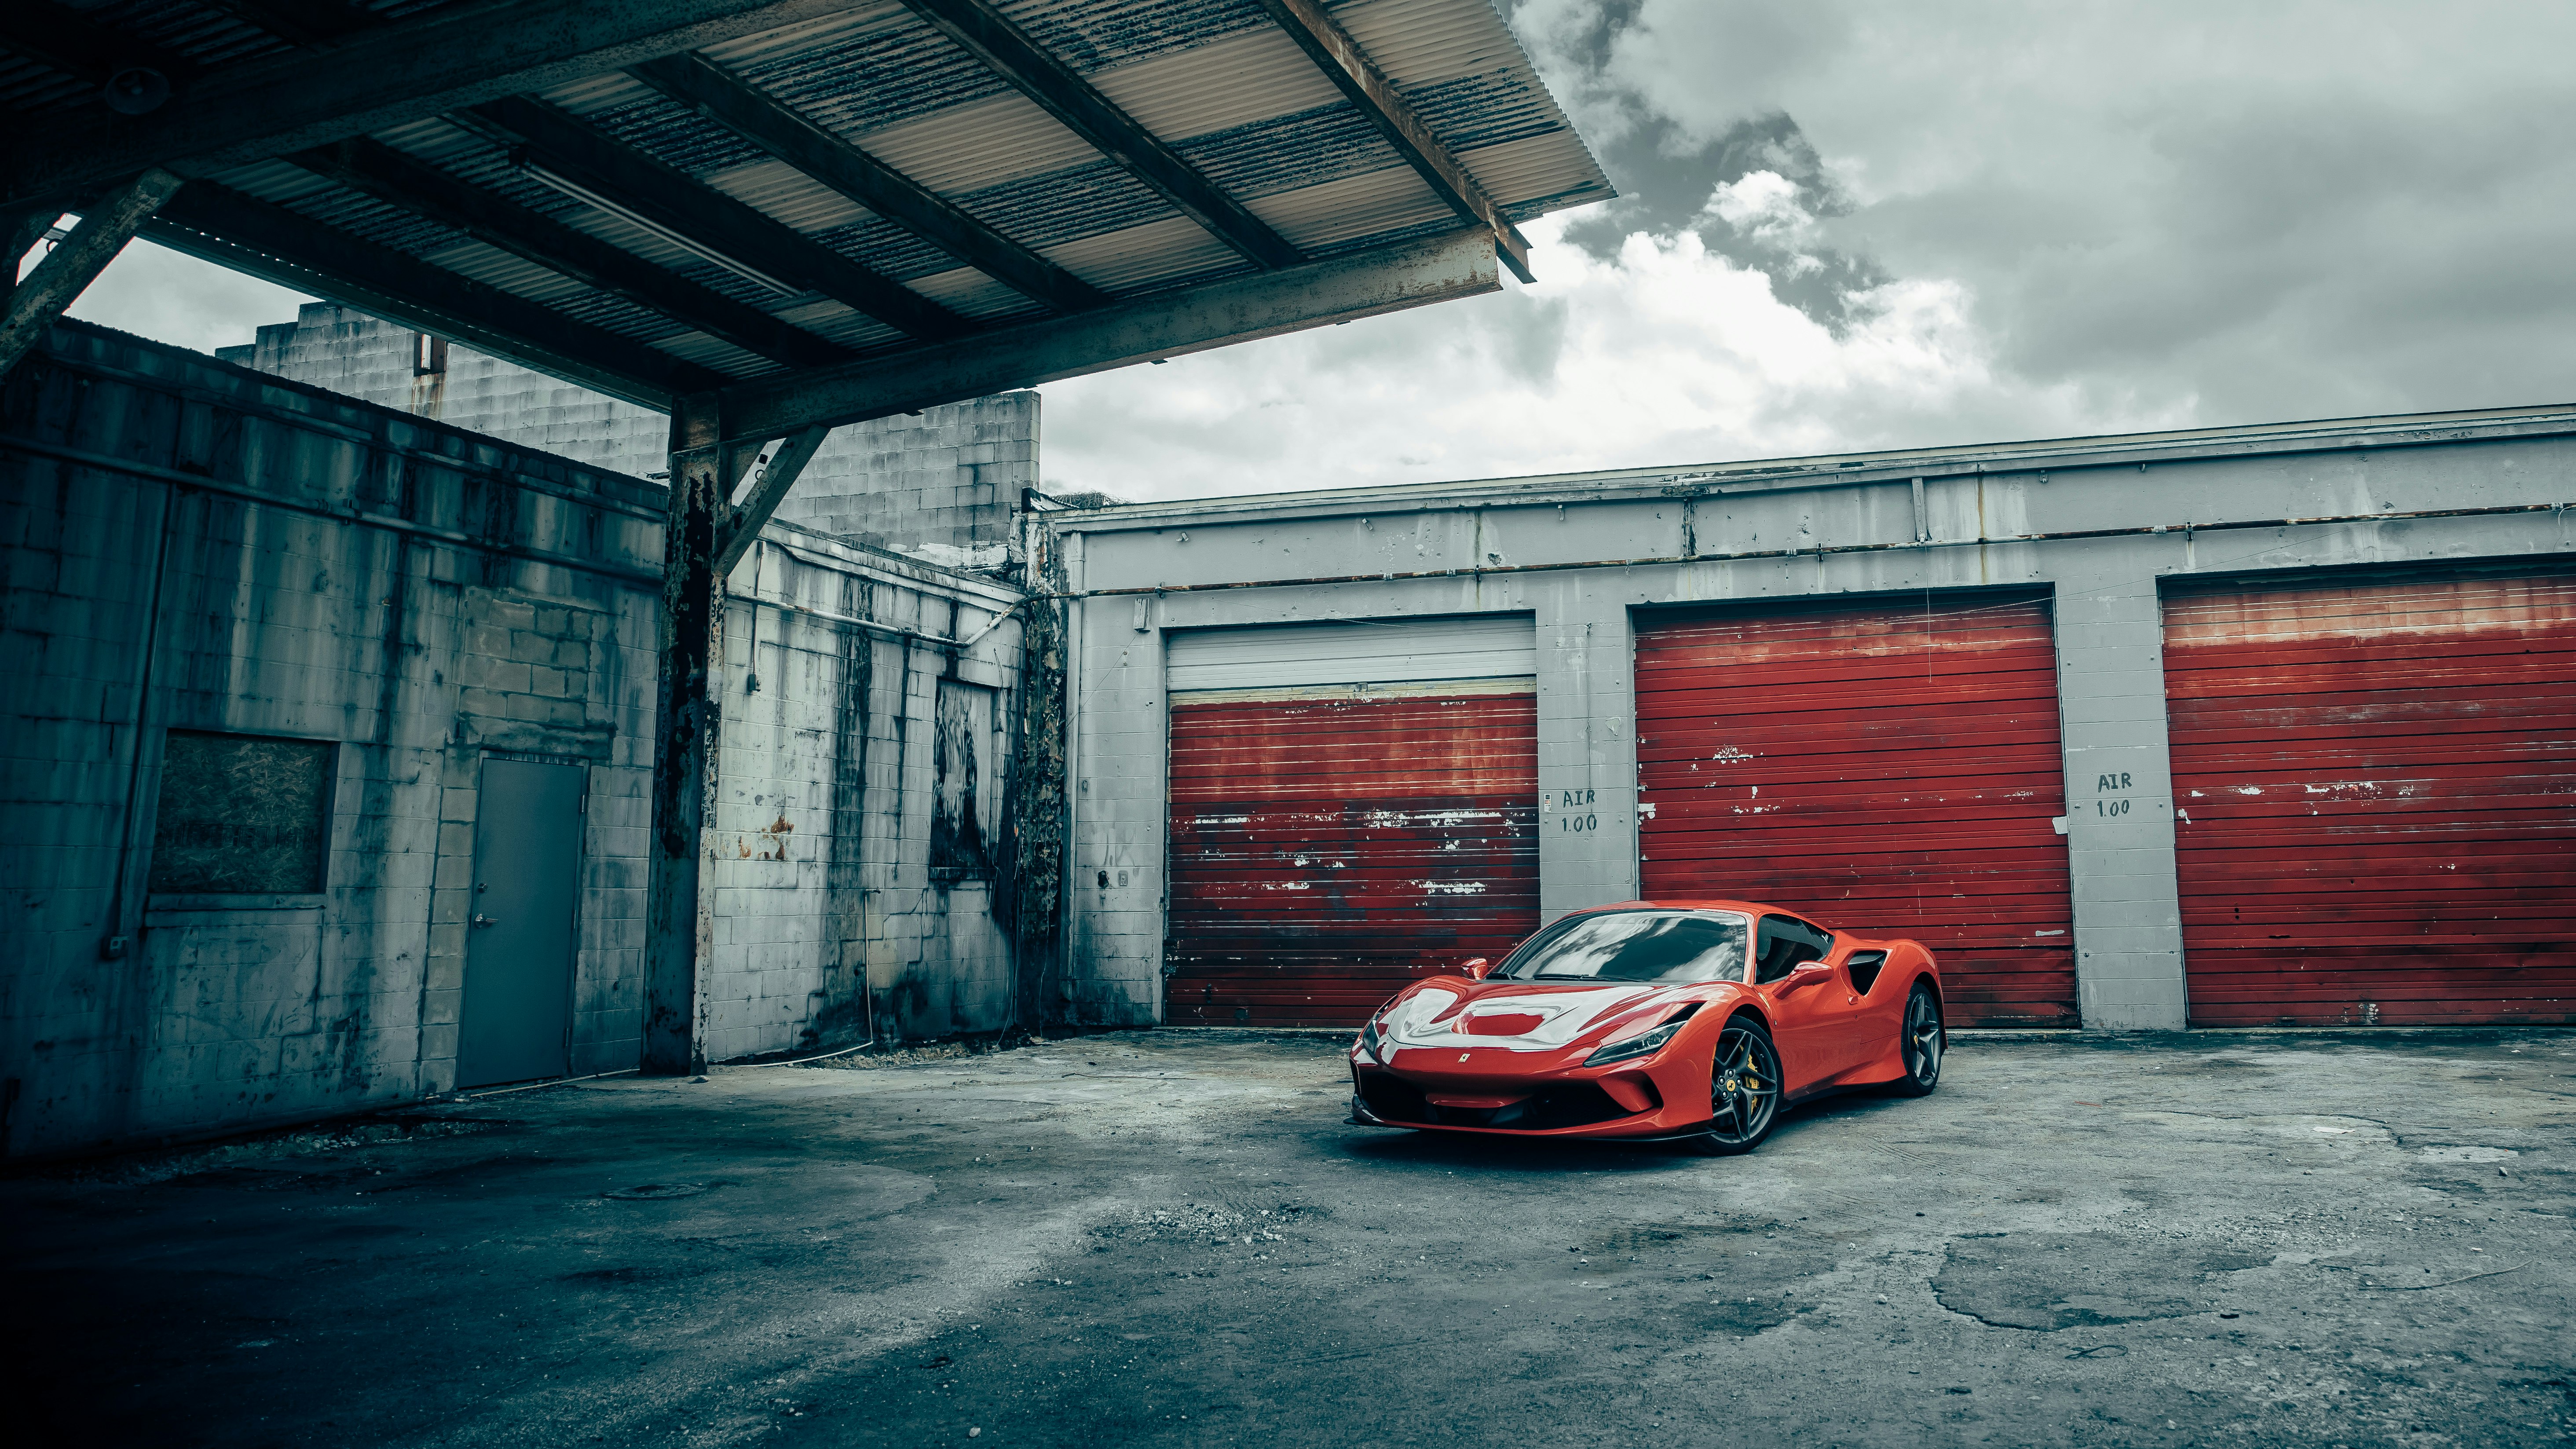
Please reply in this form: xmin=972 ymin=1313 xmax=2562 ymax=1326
xmin=512 ymin=151 xmax=800 ymax=298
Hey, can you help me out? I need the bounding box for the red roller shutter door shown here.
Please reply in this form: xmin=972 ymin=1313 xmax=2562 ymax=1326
xmin=1164 ymin=620 xmax=1540 ymax=1028
xmin=2164 ymin=569 xmax=2576 ymax=1026
xmin=1636 ymin=594 xmax=2078 ymax=1026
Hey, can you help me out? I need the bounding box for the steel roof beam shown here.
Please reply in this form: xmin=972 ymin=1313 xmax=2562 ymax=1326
xmin=0 ymin=169 xmax=186 ymax=380
xmin=714 ymin=222 xmax=1494 ymax=441
xmin=900 ymin=0 xmax=1304 ymax=271
xmin=1252 ymin=0 xmax=1536 ymax=284
xmin=142 ymin=181 xmax=728 ymax=407
xmin=4 ymin=0 xmax=870 ymax=209
xmin=3 ymin=209 xmax=59 ymax=311
xmin=289 ymin=135 xmax=854 ymax=372
xmin=628 ymin=52 xmax=1114 ymax=315
xmin=714 ymin=421 xmax=829 ymax=577
xmin=460 ymin=96 xmax=973 ymax=344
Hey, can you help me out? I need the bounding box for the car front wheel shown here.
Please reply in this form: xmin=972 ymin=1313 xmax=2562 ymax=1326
xmin=1688 ymin=1017 xmax=1782 ymax=1156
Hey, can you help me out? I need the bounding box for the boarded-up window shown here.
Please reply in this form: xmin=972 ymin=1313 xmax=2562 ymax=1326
xmin=930 ymin=681 xmax=995 ymax=875
xmin=148 ymin=731 xmax=333 ymax=894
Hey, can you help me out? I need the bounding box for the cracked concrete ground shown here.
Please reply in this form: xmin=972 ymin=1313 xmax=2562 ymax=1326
xmin=4 ymin=1029 xmax=2571 ymax=1447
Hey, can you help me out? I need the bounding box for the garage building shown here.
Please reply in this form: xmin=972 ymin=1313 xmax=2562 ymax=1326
xmin=1048 ymin=408 xmax=2576 ymax=1031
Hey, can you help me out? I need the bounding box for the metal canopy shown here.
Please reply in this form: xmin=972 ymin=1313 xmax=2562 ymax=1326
xmin=4 ymin=0 xmax=1609 ymax=438
xmin=1 ymin=0 xmax=1608 ymax=1079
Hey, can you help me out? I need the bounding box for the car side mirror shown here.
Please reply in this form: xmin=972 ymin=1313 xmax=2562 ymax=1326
xmin=1462 ymin=957 xmax=1492 ymax=981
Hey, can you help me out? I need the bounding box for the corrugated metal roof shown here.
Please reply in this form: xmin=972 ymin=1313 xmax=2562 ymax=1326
xmin=9 ymin=0 xmax=1610 ymax=399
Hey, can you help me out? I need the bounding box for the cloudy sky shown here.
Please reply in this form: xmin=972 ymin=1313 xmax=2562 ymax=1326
xmin=58 ymin=0 xmax=2576 ymax=503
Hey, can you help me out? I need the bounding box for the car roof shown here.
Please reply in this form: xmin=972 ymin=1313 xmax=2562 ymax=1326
xmin=1568 ymin=899 xmax=1805 ymax=922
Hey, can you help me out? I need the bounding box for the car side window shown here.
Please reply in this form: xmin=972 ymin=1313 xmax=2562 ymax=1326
xmin=1754 ymin=914 xmax=1833 ymax=984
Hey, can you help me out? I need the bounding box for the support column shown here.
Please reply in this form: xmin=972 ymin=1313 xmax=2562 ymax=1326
xmin=644 ymin=395 xmax=727 ymax=1074
xmin=2054 ymin=553 xmax=2190 ymax=1029
xmin=0 ymin=168 xmax=183 ymax=377
xmin=1535 ymin=580 xmax=1639 ymax=923
xmin=643 ymin=404 xmax=827 ymax=1073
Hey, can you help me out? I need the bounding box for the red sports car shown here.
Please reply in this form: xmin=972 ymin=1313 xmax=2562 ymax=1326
xmin=1347 ymin=900 xmax=1944 ymax=1154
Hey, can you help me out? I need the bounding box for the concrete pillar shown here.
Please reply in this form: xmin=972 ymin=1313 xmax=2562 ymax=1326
xmin=644 ymin=395 xmax=726 ymax=1074
xmin=1535 ymin=583 xmax=1639 ymax=923
xmin=2053 ymin=551 xmax=2190 ymax=1029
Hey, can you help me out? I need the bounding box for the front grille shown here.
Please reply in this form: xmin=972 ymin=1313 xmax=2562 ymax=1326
xmin=1359 ymin=1077 xmax=1641 ymax=1131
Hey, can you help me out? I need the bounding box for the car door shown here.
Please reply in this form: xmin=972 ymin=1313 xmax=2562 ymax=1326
xmin=1753 ymin=913 xmax=1862 ymax=1090
xmin=1837 ymin=947 xmax=1903 ymax=1071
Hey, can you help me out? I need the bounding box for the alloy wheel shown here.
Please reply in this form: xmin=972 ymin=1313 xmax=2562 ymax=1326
xmin=1704 ymin=1021 xmax=1782 ymax=1151
xmin=1902 ymin=987 xmax=1943 ymax=1092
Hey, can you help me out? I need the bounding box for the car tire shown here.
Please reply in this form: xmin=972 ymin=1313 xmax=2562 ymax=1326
xmin=1688 ymin=1017 xmax=1782 ymax=1156
xmin=1888 ymin=984 xmax=1943 ymax=1098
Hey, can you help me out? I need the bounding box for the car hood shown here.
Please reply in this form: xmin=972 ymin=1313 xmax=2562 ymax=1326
xmin=1378 ymin=978 xmax=1717 ymax=1054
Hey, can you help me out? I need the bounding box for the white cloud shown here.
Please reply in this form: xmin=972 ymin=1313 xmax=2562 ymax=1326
xmin=1034 ymin=210 xmax=2163 ymax=502
xmin=1509 ymin=0 xmax=2576 ymax=426
xmin=1705 ymin=171 xmax=1813 ymax=245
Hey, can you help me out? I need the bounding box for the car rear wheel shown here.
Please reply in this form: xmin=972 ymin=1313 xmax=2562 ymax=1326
xmin=1889 ymin=984 xmax=1943 ymax=1097
xmin=1689 ymin=1018 xmax=1782 ymax=1156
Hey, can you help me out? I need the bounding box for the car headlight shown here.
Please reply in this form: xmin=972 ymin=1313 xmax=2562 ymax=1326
xmin=1584 ymin=1017 xmax=1687 ymax=1068
xmin=1358 ymin=1017 xmax=1385 ymax=1062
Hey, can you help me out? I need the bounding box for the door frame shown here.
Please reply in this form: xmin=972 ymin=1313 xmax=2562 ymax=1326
xmin=459 ymin=750 xmax=590 ymax=1085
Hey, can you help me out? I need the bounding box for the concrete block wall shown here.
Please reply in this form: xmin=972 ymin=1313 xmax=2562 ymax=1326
xmin=1054 ymin=408 xmax=2576 ymax=1031
xmin=1063 ymin=552 xmax=1174 ymax=1026
xmin=574 ymin=587 xmax=662 ymax=1073
xmin=223 ymin=305 xmax=1035 ymax=571
xmin=3 ymin=321 xmax=653 ymax=1156
xmin=1 ymin=321 xmax=1025 ymax=1160
xmin=216 ymin=306 xmax=669 ymax=479
xmin=769 ymin=396 xmax=1035 ymax=572
xmin=707 ymin=538 xmax=1022 ymax=1057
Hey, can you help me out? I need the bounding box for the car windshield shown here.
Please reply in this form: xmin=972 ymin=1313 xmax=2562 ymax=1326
xmin=1489 ymin=910 xmax=1752 ymax=984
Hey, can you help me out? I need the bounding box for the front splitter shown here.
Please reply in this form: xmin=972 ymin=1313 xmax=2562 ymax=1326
xmin=1346 ymin=1094 xmax=1716 ymax=1145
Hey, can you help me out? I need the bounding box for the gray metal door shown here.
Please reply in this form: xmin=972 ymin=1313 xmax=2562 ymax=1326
xmin=457 ymin=757 xmax=584 ymax=1087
